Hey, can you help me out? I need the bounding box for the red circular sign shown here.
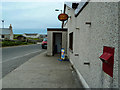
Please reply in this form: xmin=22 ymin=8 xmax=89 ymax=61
xmin=58 ymin=13 xmax=68 ymax=21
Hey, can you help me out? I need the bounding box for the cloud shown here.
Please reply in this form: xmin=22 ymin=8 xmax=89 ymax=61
xmin=1 ymin=0 xmax=66 ymax=2
xmin=2 ymin=2 xmax=63 ymax=33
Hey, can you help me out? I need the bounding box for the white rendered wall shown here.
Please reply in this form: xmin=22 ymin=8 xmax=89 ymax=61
xmin=47 ymin=30 xmax=67 ymax=56
xmin=65 ymin=2 xmax=119 ymax=88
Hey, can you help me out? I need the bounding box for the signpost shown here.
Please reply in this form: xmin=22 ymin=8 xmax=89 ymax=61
xmin=57 ymin=13 xmax=69 ymax=61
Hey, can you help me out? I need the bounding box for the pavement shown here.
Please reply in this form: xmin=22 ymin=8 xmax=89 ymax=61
xmin=2 ymin=51 xmax=83 ymax=88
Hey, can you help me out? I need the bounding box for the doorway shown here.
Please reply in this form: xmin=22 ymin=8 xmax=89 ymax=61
xmin=53 ymin=33 xmax=62 ymax=56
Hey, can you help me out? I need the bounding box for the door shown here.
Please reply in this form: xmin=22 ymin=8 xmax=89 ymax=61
xmin=53 ymin=33 xmax=62 ymax=55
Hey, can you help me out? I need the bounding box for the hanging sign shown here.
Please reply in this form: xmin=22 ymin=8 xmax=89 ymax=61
xmin=61 ymin=48 xmax=65 ymax=60
xmin=58 ymin=13 xmax=69 ymax=21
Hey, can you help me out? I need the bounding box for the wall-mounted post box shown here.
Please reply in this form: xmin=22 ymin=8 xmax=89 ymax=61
xmin=99 ymin=46 xmax=115 ymax=77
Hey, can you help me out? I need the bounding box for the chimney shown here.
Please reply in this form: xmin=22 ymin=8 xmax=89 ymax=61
xmin=9 ymin=24 xmax=12 ymax=29
xmin=9 ymin=24 xmax=13 ymax=40
xmin=72 ymin=3 xmax=79 ymax=9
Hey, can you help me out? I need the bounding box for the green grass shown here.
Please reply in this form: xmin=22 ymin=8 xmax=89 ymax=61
xmin=14 ymin=34 xmax=22 ymax=39
xmin=26 ymin=38 xmax=40 ymax=40
xmin=13 ymin=39 xmax=18 ymax=40
xmin=2 ymin=40 xmax=35 ymax=47
xmin=13 ymin=34 xmax=44 ymax=42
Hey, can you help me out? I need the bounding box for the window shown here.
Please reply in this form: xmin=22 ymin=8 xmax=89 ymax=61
xmin=2 ymin=35 xmax=4 ymax=38
xmin=69 ymin=32 xmax=73 ymax=50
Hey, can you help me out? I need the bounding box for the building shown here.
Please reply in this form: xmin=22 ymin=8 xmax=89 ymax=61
xmin=17 ymin=35 xmax=26 ymax=41
xmin=62 ymin=1 xmax=120 ymax=88
xmin=47 ymin=28 xmax=67 ymax=56
xmin=0 ymin=24 xmax=13 ymax=40
xmin=23 ymin=33 xmax=40 ymax=38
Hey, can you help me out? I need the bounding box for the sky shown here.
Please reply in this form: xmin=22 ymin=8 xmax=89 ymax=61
xmin=1 ymin=1 xmax=64 ymax=34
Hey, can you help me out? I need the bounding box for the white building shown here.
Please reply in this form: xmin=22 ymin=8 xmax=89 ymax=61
xmin=63 ymin=1 xmax=120 ymax=88
xmin=47 ymin=28 xmax=67 ymax=56
xmin=0 ymin=24 xmax=13 ymax=40
xmin=23 ymin=33 xmax=40 ymax=38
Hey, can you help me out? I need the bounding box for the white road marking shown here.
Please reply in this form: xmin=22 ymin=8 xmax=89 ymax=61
xmin=0 ymin=50 xmax=42 ymax=63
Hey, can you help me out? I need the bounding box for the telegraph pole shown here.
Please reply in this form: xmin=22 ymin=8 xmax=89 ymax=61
xmin=2 ymin=20 xmax=4 ymax=28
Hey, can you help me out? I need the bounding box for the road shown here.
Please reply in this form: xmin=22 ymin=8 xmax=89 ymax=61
xmin=2 ymin=44 xmax=46 ymax=77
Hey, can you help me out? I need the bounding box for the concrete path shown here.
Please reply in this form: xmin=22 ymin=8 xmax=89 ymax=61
xmin=2 ymin=52 xmax=83 ymax=88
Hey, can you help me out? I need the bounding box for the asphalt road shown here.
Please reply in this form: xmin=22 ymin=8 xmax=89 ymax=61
xmin=2 ymin=44 xmax=46 ymax=77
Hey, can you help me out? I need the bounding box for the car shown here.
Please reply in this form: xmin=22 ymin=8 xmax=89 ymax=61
xmin=41 ymin=38 xmax=47 ymax=49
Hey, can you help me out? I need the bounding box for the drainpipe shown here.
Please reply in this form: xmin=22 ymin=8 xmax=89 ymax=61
xmin=61 ymin=4 xmax=66 ymax=29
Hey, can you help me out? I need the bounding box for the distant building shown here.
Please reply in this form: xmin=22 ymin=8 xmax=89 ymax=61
xmin=17 ymin=35 xmax=26 ymax=41
xmin=23 ymin=33 xmax=40 ymax=38
xmin=0 ymin=24 xmax=13 ymax=40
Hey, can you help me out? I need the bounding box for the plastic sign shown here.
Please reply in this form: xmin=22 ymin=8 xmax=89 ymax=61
xmin=61 ymin=48 xmax=65 ymax=60
xmin=58 ymin=13 xmax=69 ymax=21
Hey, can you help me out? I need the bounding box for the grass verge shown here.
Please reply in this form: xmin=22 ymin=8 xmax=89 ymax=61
xmin=2 ymin=40 xmax=35 ymax=47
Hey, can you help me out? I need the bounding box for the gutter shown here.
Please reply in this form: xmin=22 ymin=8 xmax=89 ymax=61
xmin=70 ymin=60 xmax=90 ymax=89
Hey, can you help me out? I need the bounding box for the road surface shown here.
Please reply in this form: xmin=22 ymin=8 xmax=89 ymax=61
xmin=2 ymin=44 xmax=46 ymax=77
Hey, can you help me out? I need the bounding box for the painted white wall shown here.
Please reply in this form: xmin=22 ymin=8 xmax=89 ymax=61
xmin=0 ymin=24 xmax=13 ymax=40
xmin=118 ymin=2 xmax=120 ymax=88
xmin=23 ymin=34 xmax=40 ymax=38
xmin=47 ymin=31 xmax=53 ymax=56
xmin=10 ymin=28 xmax=13 ymax=40
xmin=0 ymin=28 xmax=13 ymax=40
xmin=64 ymin=2 xmax=119 ymax=88
xmin=47 ymin=30 xmax=67 ymax=56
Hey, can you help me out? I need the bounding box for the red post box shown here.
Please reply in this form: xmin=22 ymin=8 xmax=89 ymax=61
xmin=99 ymin=46 xmax=115 ymax=77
